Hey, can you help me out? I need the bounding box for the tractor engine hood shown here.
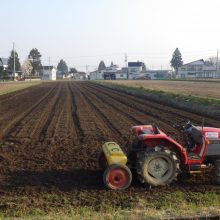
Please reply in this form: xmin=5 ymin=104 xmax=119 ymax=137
xmin=199 ymin=127 xmax=220 ymax=140
xmin=132 ymin=125 xmax=154 ymax=136
xmin=199 ymin=127 xmax=220 ymax=157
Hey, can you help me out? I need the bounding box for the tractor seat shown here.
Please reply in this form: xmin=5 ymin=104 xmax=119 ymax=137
xmin=187 ymin=152 xmax=200 ymax=160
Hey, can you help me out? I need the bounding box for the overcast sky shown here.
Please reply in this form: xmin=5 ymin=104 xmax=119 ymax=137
xmin=0 ymin=0 xmax=220 ymax=71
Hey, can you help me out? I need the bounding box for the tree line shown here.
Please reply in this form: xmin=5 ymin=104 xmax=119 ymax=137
xmin=0 ymin=49 xmax=69 ymax=78
xmin=1 ymin=48 xmax=218 ymax=79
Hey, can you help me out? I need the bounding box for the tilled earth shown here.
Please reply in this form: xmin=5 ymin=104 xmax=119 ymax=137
xmin=0 ymin=81 xmax=220 ymax=210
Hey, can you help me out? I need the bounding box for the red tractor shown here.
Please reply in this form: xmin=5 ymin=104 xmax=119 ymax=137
xmin=99 ymin=121 xmax=220 ymax=190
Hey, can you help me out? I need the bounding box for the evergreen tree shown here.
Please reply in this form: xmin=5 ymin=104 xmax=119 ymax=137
xmin=170 ymin=48 xmax=183 ymax=74
xmin=57 ymin=59 xmax=68 ymax=75
xmin=98 ymin=60 xmax=106 ymax=71
xmin=0 ymin=59 xmax=3 ymax=77
xmin=7 ymin=50 xmax=21 ymax=72
xmin=28 ymin=48 xmax=43 ymax=76
xmin=69 ymin=68 xmax=78 ymax=73
xmin=0 ymin=66 xmax=3 ymax=78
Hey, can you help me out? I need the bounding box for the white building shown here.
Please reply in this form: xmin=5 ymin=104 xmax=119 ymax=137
xmin=89 ymin=62 xmax=149 ymax=80
xmin=177 ymin=59 xmax=219 ymax=78
xmin=103 ymin=64 xmax=121 ymax=80
xmin=116 ymin=67 xmax=128 ymax=80
xmin=128 ymin=62 xmax=146 ymax=79
xmin=89 ymin=70 xmax=104 ymax=80
xmin=71 ymin=72 xmax=87 ymax=80
xmin=144 ymin=70 xmax=171 ymax=79
xmin=90 ymin=62 xmax=123 ymax=80
xmin=42 ymin=66 xmax=57 ymax=80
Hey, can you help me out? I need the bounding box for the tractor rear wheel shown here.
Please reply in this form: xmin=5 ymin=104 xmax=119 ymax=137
xmin=103 ymin=164 xmax=132 ymax=190
xmin=214 ymin=160 xmax=220 ymax=184
xmin=136 ymin=147 xmax=180 ymax=186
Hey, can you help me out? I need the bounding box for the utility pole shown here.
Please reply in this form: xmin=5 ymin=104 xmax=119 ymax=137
xmin=48 ymin=57 xmax=51 ymax=79
xmin=216 ymin=49 xmax=219 ymax=77
xmin=125 ymin=53 xmax=128 ymax=79
xmin=86 ymin=65 xmax=89 ymax=79
xmin=13 ymin=42 xmax=15 ymax=80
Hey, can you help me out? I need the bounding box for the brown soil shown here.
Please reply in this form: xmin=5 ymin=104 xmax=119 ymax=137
xmin=0 ymin=81 xmax=219 ymax=209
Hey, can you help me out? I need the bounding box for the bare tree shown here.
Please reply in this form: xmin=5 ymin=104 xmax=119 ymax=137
xmin=21 ymin=59 xmax=33 ymax=77
xmin=204 ymin=56 xmax=217 ymax=66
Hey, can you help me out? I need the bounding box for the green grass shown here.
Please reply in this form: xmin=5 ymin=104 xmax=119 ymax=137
xmin=0 ymin=191 xmax=219 ymax=219
xmin=138 ymin=86 xmax=220 ymax=105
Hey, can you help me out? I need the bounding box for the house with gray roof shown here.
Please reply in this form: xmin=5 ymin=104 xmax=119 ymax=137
xmin=177 ymin=59 xmax=219 ymax=78
xmin=0 ymin=58 xmax=8 ymax=70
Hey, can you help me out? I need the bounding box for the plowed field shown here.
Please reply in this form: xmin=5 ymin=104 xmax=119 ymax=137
xmin=0 ymin=81 xmax=220 ymax=210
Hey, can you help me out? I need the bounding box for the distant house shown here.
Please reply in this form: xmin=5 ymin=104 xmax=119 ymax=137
xmin=103 ymin=64 xmax=120 ymax=80
xmin=177 ymin=59 xmax=219 ymax=78
xmin=0 ymin=58 xmax=8 ymax=70
xmin=116 ymin=67 xmax=128 ymax=80
xmin=42 ymin=66 xmax=57 ymax=80
xmin=128 ymin=62 xmax=146 ymax=79
xmin=56 ymin=70 xmax=64 ymax=79
xmin=144 ymin=70 xmax=171 ymax=79
xmin=71 ymin=72 xmax=86 ymax=80
xmin=89 ymin=70 xmax=104 ymax=80
xmin=89 ymin=63 xmax=121 ymax=80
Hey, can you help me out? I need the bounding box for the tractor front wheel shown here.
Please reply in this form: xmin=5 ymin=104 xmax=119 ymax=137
xmin=137 ymin=147 xmax=180 ymax=186
xmin=103 ymin=164 xmax=132 ymax=190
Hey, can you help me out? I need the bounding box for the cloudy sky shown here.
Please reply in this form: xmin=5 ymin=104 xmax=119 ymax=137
xmin=0 ymin=0 xmax=219 ymax=71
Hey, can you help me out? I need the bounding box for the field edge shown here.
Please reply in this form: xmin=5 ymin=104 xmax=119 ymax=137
xmin=94 ymin=81 xmax=220 ymax=119
xmin=0 ymin=81 xmax=42 ymax=96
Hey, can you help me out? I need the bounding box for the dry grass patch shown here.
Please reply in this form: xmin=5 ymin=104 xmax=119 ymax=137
xmin=102 ymin=80 xmax=220 ymax=99
xmin=0 ymin=81 xmax=41 ymax=95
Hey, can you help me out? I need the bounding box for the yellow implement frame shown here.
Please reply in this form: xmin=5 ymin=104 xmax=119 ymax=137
xmin=102 ymin=142 xmax=127 ymax=166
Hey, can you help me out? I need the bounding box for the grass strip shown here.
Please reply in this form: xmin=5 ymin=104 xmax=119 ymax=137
xmin=0 ymin=82 xmax=41 ymax=96
xmin=95 ymin=81 xmax=220 ymax=105
xmin=0 ymin=191 xmax=219 ymax=219
xmin=93 ymin=81 xmax=220 ymax=119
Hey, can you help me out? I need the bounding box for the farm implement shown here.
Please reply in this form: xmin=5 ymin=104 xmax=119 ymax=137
xmin=99 ymin=121 xmax=220 ymax=190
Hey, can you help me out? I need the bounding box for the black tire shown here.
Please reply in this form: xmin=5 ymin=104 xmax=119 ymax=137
xmin=214 ymin=160 xmax=220 ymax=185
xmin=136 ymin=147 xmax=180 ymax=186
xmin=103 ymin=164 xmax=132 ymax=190
xmin=98 ymin=151 xmax=107 ymax=169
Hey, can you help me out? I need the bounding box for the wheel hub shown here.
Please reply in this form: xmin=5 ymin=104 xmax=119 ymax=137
xmin=148 ymin=158 xmax=169 ymax=179
xmin=107 ymin=167 xmax=129 ymax=188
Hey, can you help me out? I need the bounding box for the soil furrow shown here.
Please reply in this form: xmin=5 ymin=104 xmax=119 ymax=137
xmin=89 ymin=83 xmax=220 ymax=127
xmin=0 ymin=84 xmax=57 ymax=139
xmin=0 ymin=81 xmax=219 ymax=210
